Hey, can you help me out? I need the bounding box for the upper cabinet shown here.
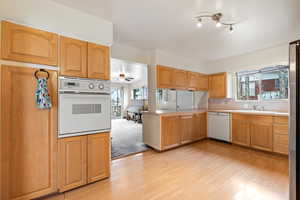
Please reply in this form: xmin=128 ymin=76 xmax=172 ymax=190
xmin=173 ymin=69 xmax=188 ymax=89
xmin=198 ymin=74 xmax=209 ymax=91
xmin=156 ymin=65 xmax=208 ymax=91
xmin=59 ymin=36 xmax=87 ymax=78
xmin=188 ymin=72 xmax=199 ymax=90
xmin=209 ymin=72 xmax=227 ymax=98
xmin=157 ymin=65 xmax=174 ymax=89
xmin=1 ymin=21 xmax=58 ymax=66
xmin=87 ymin=43 xmax=110 ymax=80
xmin=60 ymin=39 xmax=110 ymax=79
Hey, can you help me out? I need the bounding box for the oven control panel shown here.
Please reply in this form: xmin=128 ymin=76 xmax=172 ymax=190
xmin=59 ymin=77 xmax=110 ymax=94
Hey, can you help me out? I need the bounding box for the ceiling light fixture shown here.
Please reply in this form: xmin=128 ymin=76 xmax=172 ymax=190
xmin=196 ymin=18 xmax=202 ymax=28
xmin=194 ymin=12 xmax=236 ymax=33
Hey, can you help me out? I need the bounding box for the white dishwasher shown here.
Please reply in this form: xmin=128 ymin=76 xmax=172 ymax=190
xmin=208 ymin=112 xmax=231 ymax=142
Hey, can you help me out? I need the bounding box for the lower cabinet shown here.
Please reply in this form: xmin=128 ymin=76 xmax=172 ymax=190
xmin=161 ymin=116 xmax=181 ymax=150
xmin=180 ymin=115 xmax=194 ymax=144
xmin=273 ymin=116 xmax=289 ymax=155
xmin=232 ymin=114 xmax=251 ymax=147
xmin=250 ymin=116 xmax=273 ymax=152
xmin=161 ymin=113 xmax=207 ymax=150
xmin=87 ymin=134 xmax=110 ymax=183
xmin=193 ymin=113 xmax=207 ymax=140
xmin=232 ymin=114 xmax=288 ymax=154
xmin=58 ymin=133 xmax=110 ymax=192
xmin=58 ymin=136 xmax=87 ymax=192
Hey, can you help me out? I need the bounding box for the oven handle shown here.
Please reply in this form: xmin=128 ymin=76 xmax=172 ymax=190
xmin=59 ymin=91 xmax=110 ymax=95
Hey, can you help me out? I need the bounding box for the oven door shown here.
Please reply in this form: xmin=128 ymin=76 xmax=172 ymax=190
xmin=59 ymin=93 xmax=111 ymax=138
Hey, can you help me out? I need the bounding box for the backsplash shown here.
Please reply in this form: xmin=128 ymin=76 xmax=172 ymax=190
xmin=208 ymin=98 xmax=288 ymax=112
xmin=156 ymin=89 xmax=208 ymax=110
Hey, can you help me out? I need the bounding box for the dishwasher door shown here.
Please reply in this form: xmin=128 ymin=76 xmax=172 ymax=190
xmin=208 ymin=112 xmax=231 ymax=142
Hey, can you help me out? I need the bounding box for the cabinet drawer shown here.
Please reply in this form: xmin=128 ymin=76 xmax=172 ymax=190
xmin=232 ymin=113 xmax=249 ymax=120
xmin=274 ymin=116 xmax=288 ymax=124
xmin=252 ymin=115 xmax=273 ymax=124
xmin=273 ymin=134 xmax=289 ymax=155
xmin=273 ymin=124 xmax=288 ymax=135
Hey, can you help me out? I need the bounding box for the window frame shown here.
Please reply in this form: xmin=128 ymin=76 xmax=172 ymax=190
xmin=235 ymin=65 xmax=289 ymax=102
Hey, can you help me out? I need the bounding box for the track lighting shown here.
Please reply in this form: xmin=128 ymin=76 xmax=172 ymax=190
xmin=194 ymin=12 xmax=237 ymax=33
xmin=229 ymin=25 xmax=234 ymax=33
xmin=216 ymin=21 xmax=222 ymax=28
xmin=197 ymin=19 xmax=202 ymax=28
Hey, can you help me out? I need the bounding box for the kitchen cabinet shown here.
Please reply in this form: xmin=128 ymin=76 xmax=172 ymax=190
xmin=250 ymin=115 xmax=273 ymax=152
xmin=188 ymin=72 xmax=199 ymax=90
xmin=156 ymin=65 xmax=209 ymax=91
xmin=156 ymin=65 xmax=174 ymax=89
xmin=87 ymin=42 xmax=110 ymax=80
xmin=232 ymin=114 xmax=251 ymax=147
xmin=161 ymin=116 xmax=181 ymax=150
xmin=173 ymin=69 xmax=188 ymax=89
xmin=209 ymin=72 xmax=227 ymax=98
xmin=273 ymin=116 xmax=289 ymax=155
xmin=60 ymin=36 xmax=87 ymax=78
xmin=87 ymin=133 xmax=110 ymax=183
xmin=1 ymin=21 xmax=58 ymax=66
xmin=198 ymin=74 xmax=209 ymax=91
xmin=0 ymin=65 xmax=58 ymax=200
xmin=58 ymin=136 xmax=87 ymax=192
xmin=58 ymin=132 xmax=110 ymax=192
xmin=59 ymin=38 xmax=110 ymax=80
xmin=193 ymin=113 xmax=207 ymax=140
xmin=144 ymin=112 xmax=207 ymax=151
xmin=180 ymin=115 xmax=194 ymax=144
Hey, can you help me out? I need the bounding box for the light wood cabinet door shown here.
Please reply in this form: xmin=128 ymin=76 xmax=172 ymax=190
xmin=273 ymin=116 xmax=289 ymax=155
xmin=161 ymin=116 xmax=181 ymax=150
xmin=188 ymin=72 xmax=199 ymax=90
xmin=193 ymin=113 xmax=207 ymax=140
xmin=1 ymin=21 xmax=58 ymax=66
xmin=58 ymin=136 xmax=87 ymax=192
xmin=180 ymin=115 xmax=194 ymax=144
xmin=60 ymin=36 xmax=87 ymax=78
xmin=173 ymin=69 xmax=188 ymax=89
xmin=250 ymin=116 xmax=273 ymax=152
xmin=87 ymin=133 xmax=110 ymax=183
xmin=232 ymin=114 xmax=251 ymax=147
xmin=198 ymin=74 xmax=209 ymax=91
xmin=209 ymin=72 xmax=227 ymax=98
xmin=156 ymin=65 xmax=174 ymax=89
xmin=0 ymin=65 xmax=57 ymax=200
xmin=87 ymin=43 xmax=110 ymax=80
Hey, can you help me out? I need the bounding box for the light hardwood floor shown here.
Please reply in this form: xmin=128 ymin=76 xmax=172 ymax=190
xmin=58 ymin=140 xmax=288 ymax=200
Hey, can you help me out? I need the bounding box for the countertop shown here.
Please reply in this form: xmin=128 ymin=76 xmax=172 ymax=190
xmin=143 ymin=109 xmax=289 ymax=117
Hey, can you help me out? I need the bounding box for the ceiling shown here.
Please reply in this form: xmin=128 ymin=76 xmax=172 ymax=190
xmin=110 ymin=58 xmax=147 ymax=84
xmin=51 ymin=0 xmax=300 ymax=61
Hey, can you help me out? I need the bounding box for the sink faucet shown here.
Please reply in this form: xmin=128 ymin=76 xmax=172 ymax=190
xmin=253 ymin=105 xmax=258 ymax=110
xmin=253 ymin=104 xmax=265 ymax=111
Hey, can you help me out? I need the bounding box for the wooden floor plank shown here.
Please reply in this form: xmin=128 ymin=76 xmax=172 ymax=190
xmin=64 ymin=140 xmax=289 ymax=200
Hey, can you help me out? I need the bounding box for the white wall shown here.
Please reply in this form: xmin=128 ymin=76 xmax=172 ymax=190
xmin=206 ymin=44 xmax=289 ymax=74
xmin=154 ymin=49 xmax=208 ymax=74
xmin=111 ymin=43 xmax=151 ymax=64
xmin=0 ymin=0 xmax=113 ymax=46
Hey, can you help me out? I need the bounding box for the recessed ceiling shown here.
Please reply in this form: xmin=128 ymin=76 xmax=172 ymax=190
xmin=51 ymin=0 xmax=300 ymax=61
xmin=110 ymin=58 xmax=147 ymax=84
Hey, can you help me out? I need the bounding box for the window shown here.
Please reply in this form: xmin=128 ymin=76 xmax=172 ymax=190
xmin=236 ymin=66 xmax=288 ymax=101
xmin=131 ymin=87 xmax=148 ymax=100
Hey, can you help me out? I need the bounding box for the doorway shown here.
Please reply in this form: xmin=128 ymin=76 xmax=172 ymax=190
xmin=110 ymin=58 xmax=149 ymax=159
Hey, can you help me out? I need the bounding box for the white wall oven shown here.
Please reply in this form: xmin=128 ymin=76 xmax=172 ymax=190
xmin=58 ymin=77 xmax=111 ymax=138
